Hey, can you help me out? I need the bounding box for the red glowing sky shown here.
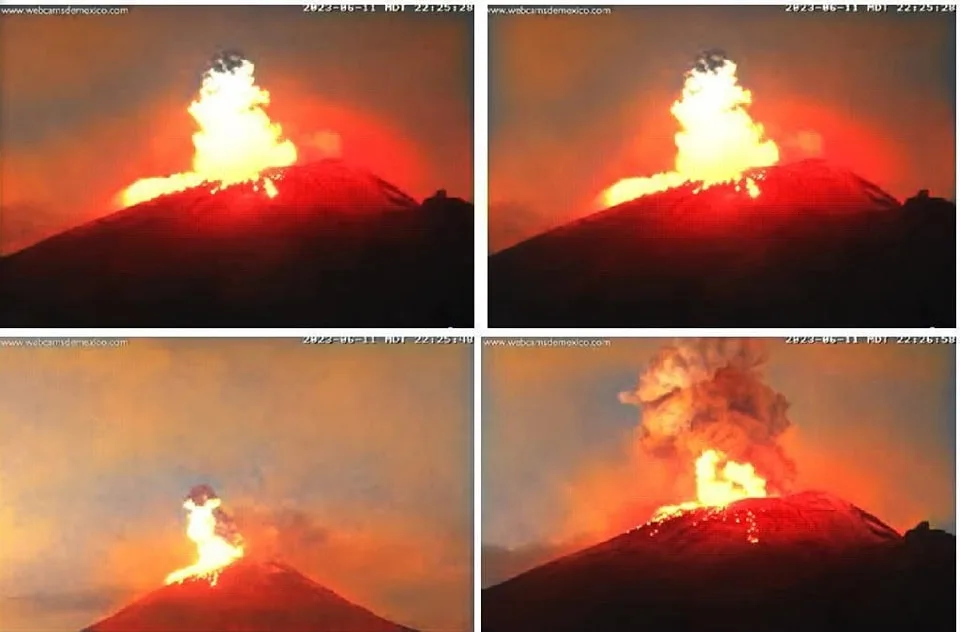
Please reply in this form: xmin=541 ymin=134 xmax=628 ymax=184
xmin=488 ymin=7 xmax=956 ymax=252
xmin=0 ymin=7 xmax=473 ymax=254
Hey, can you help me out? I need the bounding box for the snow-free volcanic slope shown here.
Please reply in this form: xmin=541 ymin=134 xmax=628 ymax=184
xmin=489 ymin=159 xmax=955 ymax=327
xmin=482 ymin=491 xmax=955 ymax=632
xmin=0 ymin=159 xmax=472 ymax=327
xmin=83 ymin=559 xmax=419 ymax=632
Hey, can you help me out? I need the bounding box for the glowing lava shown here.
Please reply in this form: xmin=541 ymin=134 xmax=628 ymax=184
xmin=651 ymin=448 xmax=769 ymax=523
xmin=120 ymin=52 xmax=297 ymax=207
xmin=165 ymin=495 xmax=244 ymax=586
xmin=600 ymin=52 xmax=779 ymax=207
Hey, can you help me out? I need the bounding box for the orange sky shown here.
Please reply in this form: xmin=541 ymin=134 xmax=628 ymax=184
xmin=0 ymin=339 xmax=473 ymax=632
xmin=0 ymin=7 xmax=473 ymax=254
xmin=482 ymin=339 xmax=956 ymax=587
xmin=489 ymin=7 xmax=956 ymax=252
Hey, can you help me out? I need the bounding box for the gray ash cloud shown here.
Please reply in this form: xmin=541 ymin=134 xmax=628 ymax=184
xmin=692 ymin=49 xmax=730 ymax=74
xmin=619 ymin=339 xmax=797 ymax=493
xmin=185 ymin=484 xmax=244 ymax=547
xmin=209 ymin=50 xmax=247 ymax=74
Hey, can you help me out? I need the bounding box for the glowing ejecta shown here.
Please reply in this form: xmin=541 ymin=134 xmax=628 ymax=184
xmin=651 ymin=448 xmax=769 ymax=523
xmin=165 ymin=486 xmax=244 ymax=587
xmin=120 ymin=51 xmax=296 ymax=208
xmin=600 ymin=51 xmax=779 ymax=207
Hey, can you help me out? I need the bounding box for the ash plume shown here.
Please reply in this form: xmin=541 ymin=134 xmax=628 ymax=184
xmin=208 ymin=49 xmax=247 ymax=75
xmin=619 ymin=339 xmax=796 ymax=493
xmin=692 ymin=49 xmax=729 ymax=74
xmin=186 ymin=484 xmax=244 ymax=547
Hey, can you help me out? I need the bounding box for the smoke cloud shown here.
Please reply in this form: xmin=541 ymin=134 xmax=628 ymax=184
xmin=1 ymin=8 xmax=473 ymax=254
xmin=692 ymin=49 xmax=729 ymax=74
xmin=306 ymin=130 xmax=343 ymax=159
xmin=488 ymin=8 xmax=955 ymax=252
xmin=185 ymin=484 xmax=244 ymax=548
xmin=785 ymin=130 xmax=825 ymax=158
xmin=208 ymin=49 xmax=246 ymax=75
xmin=0 ymin=339 xmax=472 ymax=632
xmin=619 ymin=338 xmax=797 ymax=493
xmin=483 ymin=338 xmax=954 ymax=585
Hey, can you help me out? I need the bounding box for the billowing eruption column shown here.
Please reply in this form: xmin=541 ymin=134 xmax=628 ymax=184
xmin=186 ymin=484 xmax=245 ymax=549
xmin=119 ymin=50 xmax=298 ymax=207
xmin=165 ymin=484 xmax=245 ymax=586
xmin=619 ymin=339 xmax=796 ymax=496
xmin=600 ymin=50 xmax=779 ymax=207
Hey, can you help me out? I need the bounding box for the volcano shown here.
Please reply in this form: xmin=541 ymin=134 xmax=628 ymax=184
xmin=489 ymin=159 xmax=954 ymax=327
xmin=482 ymin=491 xmax=955 ymax=632
xmin=0 ymin=159 xmax=472 ymax=327
xmin=82 ymin=559 xmax=418 ymax=632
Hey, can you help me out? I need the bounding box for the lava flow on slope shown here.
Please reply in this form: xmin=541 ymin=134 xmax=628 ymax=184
xmin=0 ymin=52 xmax=472 ymax=327
xmin=83 ymin=486 xmax=417 ymax=632
xmin=482 ymin=339 xmax=956 ymax=632
xmin=483 ymin=454 xmax=953 ymax=632
xmin=489 ymin=52 xmax=954 ymax=328
xmin=482 ymin=492 xmax=953 ymax=632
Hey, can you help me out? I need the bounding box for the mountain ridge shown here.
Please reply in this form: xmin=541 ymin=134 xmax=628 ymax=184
xmin=483 ymin=491 xmax=955 ymax=632
xmin=489 ymin=159 xmax=954 ymax=327
xmin=82 ymin=558 xmax=419 ymax=632
xmin=0 ymin=159 xmax=473 ymax=327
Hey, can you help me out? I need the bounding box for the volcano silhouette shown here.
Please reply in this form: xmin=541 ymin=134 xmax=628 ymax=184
xmin=0 ymin=159 xmax=472 ymax=327
xmin=82 ymin=559 xmax=419 ymax=632
xmin=489 ymin=160 xmax=955 ymax=327
xmin=483 ymin=491 xmax=955 ymax=632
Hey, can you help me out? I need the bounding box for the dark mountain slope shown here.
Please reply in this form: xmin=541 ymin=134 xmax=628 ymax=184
xmin=1 ymin=160 xmax=472 ymax=327
xmin=489 ymin=160 xmax=954 ymax=327
xmin=483 ymin=491 xmax=955 ymax=632
xmin=84 ymin=560 xmax=418 ymax=632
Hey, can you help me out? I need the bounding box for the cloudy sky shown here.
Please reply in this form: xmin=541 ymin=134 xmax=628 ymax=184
xmin=0 ymin=339 xmax=473 ymax=632
xmin=482 ymin=338 xmax=956 ymax=587
xmin=0 ymin=6 xmax=473 ymax=253
xmin=489 ymin=6 xmax=955 ymax=251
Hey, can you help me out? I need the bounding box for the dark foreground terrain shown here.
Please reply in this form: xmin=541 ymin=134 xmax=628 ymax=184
xmin=83 ymin=559 xmax=418 ymax=632
xmin=490 ymin=160 xmax=954 ymax=327
xmin=482 ymin=492 xmax=956 ymax=632
xmin=483 ymin=491 xmax=955 ymax=632
xmin=1 ymin=160 xmax=472 ymax=327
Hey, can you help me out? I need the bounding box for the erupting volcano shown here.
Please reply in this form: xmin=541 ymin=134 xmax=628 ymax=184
xmin=119 ymin=51 xmax=297 ymax=207
xmin=483 ymin=339 xmax=955 ymax=632
xmin=83 ymin=485 xmax=418 ymax=632
xmin=0 ymin=51 xmax=472 ymax=328
xmin=600 ymin=50 xmax=778 ymax=207
xmin=489 ymin=51 xmax=954 ymax=328
xmin=483 ymin=492 xmax=954 ymax=632
xmin=164 ymin=485 xmax=245 ymax=586
xmin=648 ymin=448 xmax=768 ymax=524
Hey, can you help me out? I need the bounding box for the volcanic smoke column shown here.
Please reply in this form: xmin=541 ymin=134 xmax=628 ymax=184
xmin=601 ymin=50 xmax=780 ymax=207
xmin=120 ymin=50 xmax=298 ymax=207
xmin=165 ymin=484 xmax=245 ymax=586
xmin=619 ymin=339 xmax=797 ymax=516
